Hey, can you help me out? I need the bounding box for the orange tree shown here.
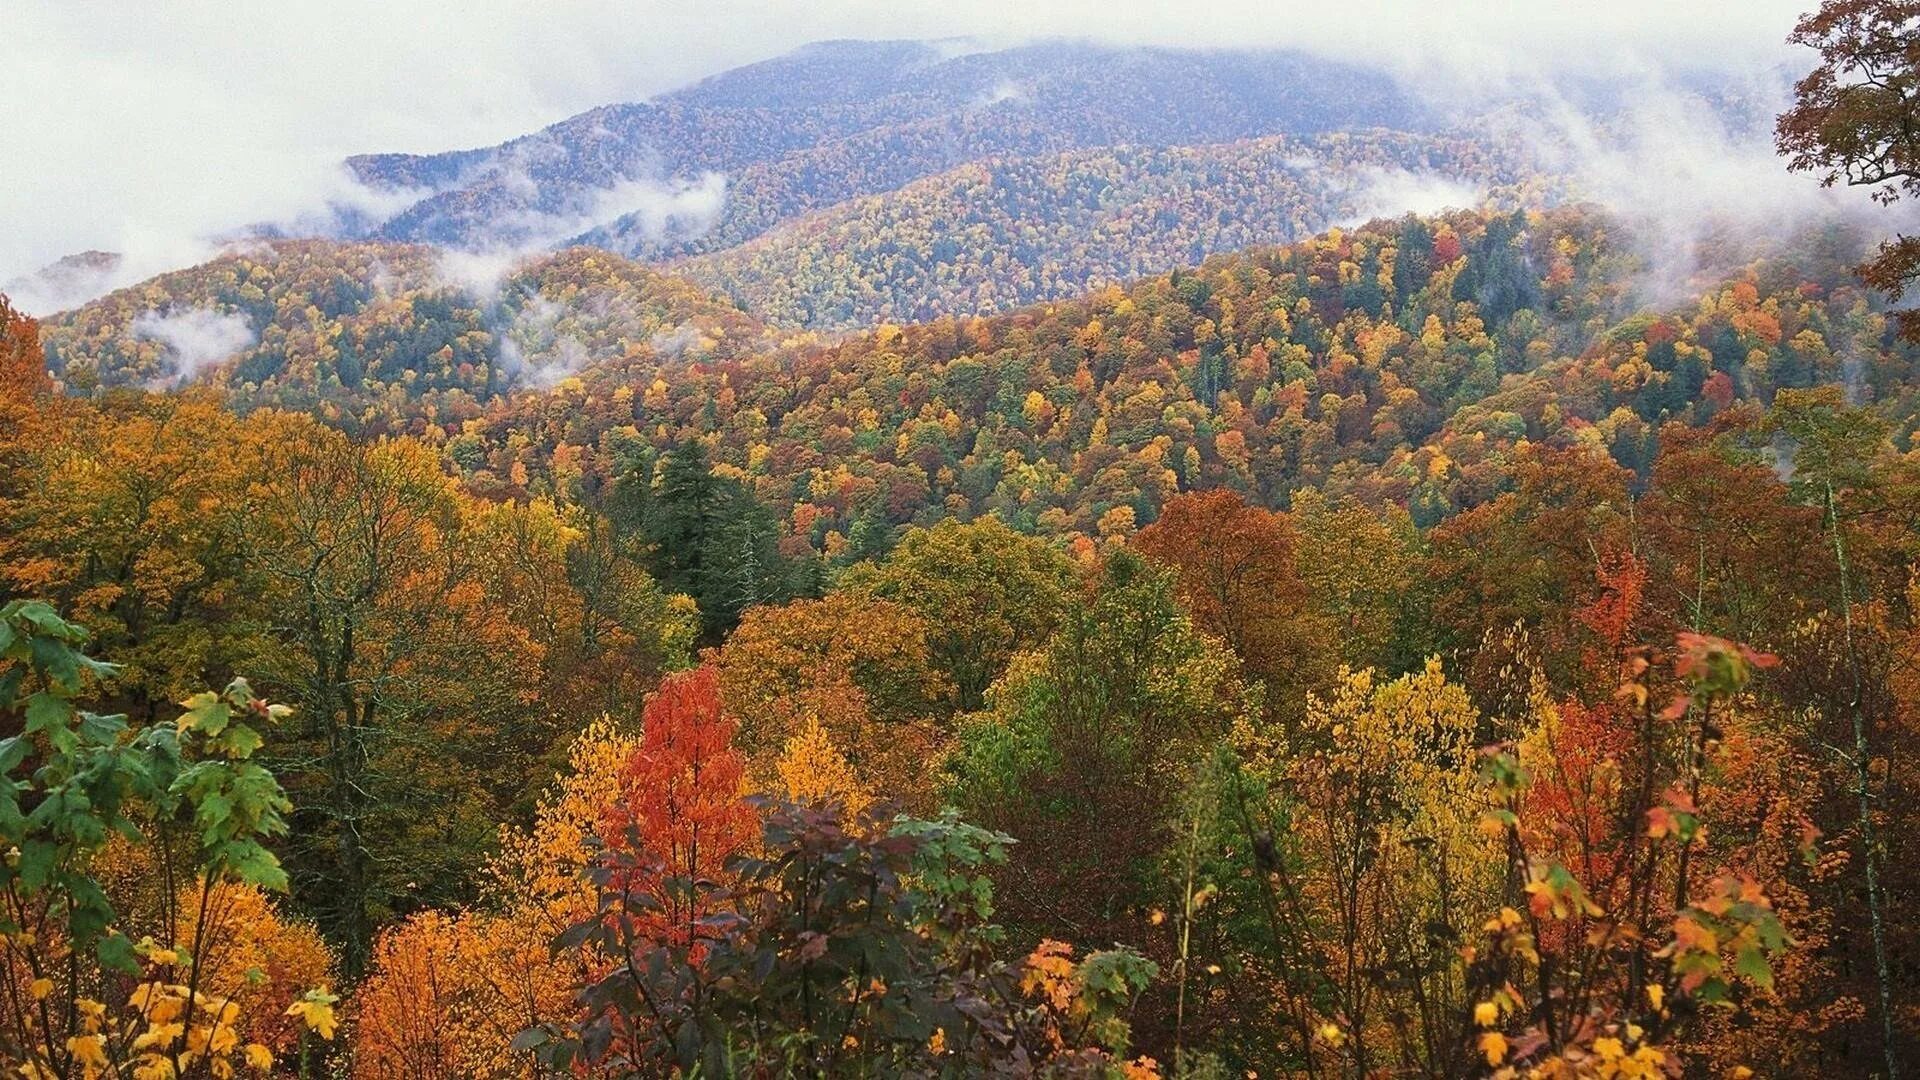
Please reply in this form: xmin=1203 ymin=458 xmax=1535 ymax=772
xmin=349 ymin=720 xmax=644 ymax=1080
xmin=600 ymin=666 xmax=758 ymax=958
xmin=1133 ymin=489 xmax=1334 ymax=724
xmin=711 ymin=592 xmax=946 ymax=806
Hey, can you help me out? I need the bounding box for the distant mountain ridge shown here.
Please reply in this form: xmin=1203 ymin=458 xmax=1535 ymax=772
xmin=673 ymin=130 xmax=1534 ymax=328
xmin=38 ymin=241 xmax=770 ymax=416
xmin=340 ymin=40 xmax=1431 ymax=255
xmin=30 ymin=36 xmax=1791 ymax=410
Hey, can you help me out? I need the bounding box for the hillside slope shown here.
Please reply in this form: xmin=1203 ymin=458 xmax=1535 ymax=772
xmin=39 ymin=241 xmax=768 ymax=428
xmin=675 ymin=131 xmax=1538 ymax=327
xmin=448 ymin=205 xmax=1915 ymax=551
xmin=342 ymin=40 xmax=1428 ymax=255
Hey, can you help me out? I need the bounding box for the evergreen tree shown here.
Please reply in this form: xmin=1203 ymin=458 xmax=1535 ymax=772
xmin=647 ymin=440 xmax=718 ymax=599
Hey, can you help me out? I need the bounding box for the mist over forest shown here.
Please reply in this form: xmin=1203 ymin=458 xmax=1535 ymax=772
xmin=2 ymin=2 xmax=1919 ymax=1077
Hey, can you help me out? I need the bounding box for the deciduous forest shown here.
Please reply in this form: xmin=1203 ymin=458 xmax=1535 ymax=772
xmin=2 ymin=0 xmax=1919 ymax=1076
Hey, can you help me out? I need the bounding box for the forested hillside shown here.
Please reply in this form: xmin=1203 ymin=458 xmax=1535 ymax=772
xmin=4 ymin=3 xmax=1920 ymax=1076
xmin=39 ymin=242 xmax=771 ymax=423
xmin=6 ymin=185 xmax=1920 ymax=1075
xmin=466 ymin=205 xmax=1918 ymax=552
xmin=676 ymin=131 xmax=1536 ymax=327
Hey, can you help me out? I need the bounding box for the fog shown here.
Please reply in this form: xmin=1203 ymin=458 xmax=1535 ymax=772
xmin=130 ymin=307 xmax=257 ymax=387
xmin=0 ymin=0 xmax=1860 ymax=313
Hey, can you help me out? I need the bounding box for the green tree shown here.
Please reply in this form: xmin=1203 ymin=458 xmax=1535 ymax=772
xmin=946 ymin=550 xmax=1246 ymax=945
xmin=0 ymin=599 xmax=318 ymax=1078
xmin=842 ymin=517 xmax=1077 ymax=711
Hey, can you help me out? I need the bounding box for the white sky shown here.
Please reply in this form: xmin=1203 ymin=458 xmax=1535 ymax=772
xmin=1 ymin=1 xmax=1818 ymax=293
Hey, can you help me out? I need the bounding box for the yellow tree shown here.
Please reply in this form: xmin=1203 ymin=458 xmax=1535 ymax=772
xmin=712 ymin=592 xmax=946 ymax=807
xmin=1288 ymin=487 xmax=1423 ymax=672
xmin=1221 ymin=659 xmax=1496 ymax=1075
xmin=0 ymin=395 xmax=265 ymax=718
xmin=776 ymin=719 xmax=870 ymax=817
xmin=352 ymin=720 xmax=643 ymax=1080
xmin=0 ymin=609 xmax=337 ymax=1079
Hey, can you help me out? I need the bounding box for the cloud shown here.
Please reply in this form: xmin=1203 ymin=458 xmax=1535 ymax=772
xmin=553 ymin=171 xmax=730 ymax=253
xmin=494 ymin=293 xmax=595 ymax=388
xmin=1492 ymin=71 xmax=1920 ymax=306
xmin=434 ymin=249 xmax=535 ymax=305
xmin=1 ymin=0 xmax=1821 ymax=301
xmin=3 ymin=252 xmax=124 ymax=316
xmin=425 ymin=171 xmax=729 ymax=305
xmin=130 ymin=307 xmax=256 ymax=387
xmin=648 ymin=323 xmax=706 ymax=358
xmin=971 ymin=79 xmax=1025 ymax=108
xmin=1340 ymin=168 xmax=1485 ymax=225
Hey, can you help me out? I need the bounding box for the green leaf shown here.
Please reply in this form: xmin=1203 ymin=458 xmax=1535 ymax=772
xmin=24 ymin=692 xmax=70 ymax=735
xmin=218 ymin=725 xmax=264 ymax=760
xmin=0 ymin=738 xmax=29 ymax=776
xmin=76 ymin=711 xmax=128 ymax=746
xmin=196 ymin=792 xmax=234 ymax=832
xmin=29 ymin=637 xmax=81 ymax=692
xmin=16 ymin=840 xmax=57 ymax=890
xmin=222 ymin=842 xmax=289 ymax=892
xmin=98 ymin=931 xmax=138 ymax=974
xmin=178 ymin=692 xmax=231 ymax=736
xmin=1733 ymin=944 xmax=1774 ymax=988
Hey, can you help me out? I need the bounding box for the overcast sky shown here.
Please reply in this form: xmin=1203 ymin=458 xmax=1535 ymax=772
xmin=1 ymin=1 xmax=1819 ymax=294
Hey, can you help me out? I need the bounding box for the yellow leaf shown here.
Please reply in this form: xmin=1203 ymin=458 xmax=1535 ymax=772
xmin=28 ymin=978 xmax=52 ymax=1000
xmin=1479 ymin=1031 xmax=1509 ymax=1067
xmin=285 ymin=989 xmax=339 ymax=1040
xmin=1474 ymin=1001 xmax=1499 ymax=1027
xmin=243 ymin=1044 xmax=273 ymax=1071
xmin=66 ymin=1034 xmax=107 ymax=1070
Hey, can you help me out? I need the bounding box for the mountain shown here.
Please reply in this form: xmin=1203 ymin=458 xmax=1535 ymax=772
xmin=35 ymin=39 xmax=1788 ymax=402
xmin=47 ymin=200 xmax=1897 ymax=541
xmin=451 ymin=203 xmax=1910 ymax=543
xmin=4 ymin=251 xmax=124 ymax=316
xmin=38 ymin=240 xmax=768 ymax=429
xmin=673 ymin=131 xmax=1537 ymax=328
xmin=341 ymin=40 xmax=1430 ymax=255
xmin=38 ymin=129 xmax=1533 ymax=413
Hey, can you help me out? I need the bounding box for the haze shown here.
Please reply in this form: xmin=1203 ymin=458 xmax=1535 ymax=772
xmin=0 ymin=0 xmax=1817 ymax=301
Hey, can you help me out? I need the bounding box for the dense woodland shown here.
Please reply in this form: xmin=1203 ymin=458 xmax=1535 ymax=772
xmin=672 ymin=131 xmax=1538 ymax=327
xmin=4 ymin=3 xmax=1920 ymax=1077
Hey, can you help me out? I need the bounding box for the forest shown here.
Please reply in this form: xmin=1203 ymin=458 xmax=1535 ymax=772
xmin=4 ymin=1 xmax=1920 ymax=1077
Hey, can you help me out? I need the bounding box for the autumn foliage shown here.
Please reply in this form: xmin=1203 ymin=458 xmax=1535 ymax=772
xmin=6 ymin=30 xmax=1920 ymax=1070
xmin=601 ymin=666 xmax=756 ymax=953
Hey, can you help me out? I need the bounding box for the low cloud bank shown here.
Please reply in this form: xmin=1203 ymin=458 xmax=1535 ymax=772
xmin=131 ymin=307 xmax=256 ymax=387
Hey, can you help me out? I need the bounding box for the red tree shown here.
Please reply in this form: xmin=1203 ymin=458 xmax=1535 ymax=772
xmin=601 ymin=666 xmax=757 ymax=953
